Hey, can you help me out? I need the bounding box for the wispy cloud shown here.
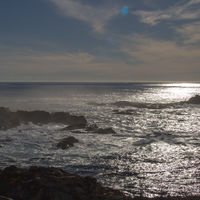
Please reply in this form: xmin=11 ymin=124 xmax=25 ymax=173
xmin=176 ymin=22 xmax=200 ymax=44
xmin=49 ymin=0 xmax=120 ymax=33
xmin=0 ymin=49 xmax=132 ymax=81
xmin=119 ymin=34 xmax=200 ymax=80
xmin=134 ymin=0 xmax=200 ymax=25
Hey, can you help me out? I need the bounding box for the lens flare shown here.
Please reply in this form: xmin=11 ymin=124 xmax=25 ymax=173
xmin=121 ymin=6 xmax=129 ymax=16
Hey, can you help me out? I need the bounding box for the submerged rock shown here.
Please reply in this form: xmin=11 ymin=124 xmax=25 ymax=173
xmin=56 ymin=136 xmax=79 ymax=149
xmin=85 ymin=124 xmax=116 ymax=134
xmin=113 ymin=109 xmax=136 ymax=115
xmin=0 ymin=166 xmax=132 ymax=200
xmin=85 ymin=124 xmax=99 ymax=132
xmin=112 ymin=101 xmax=174 ymax=109
xmin=187 ymin=95 xmax=200 ymax=104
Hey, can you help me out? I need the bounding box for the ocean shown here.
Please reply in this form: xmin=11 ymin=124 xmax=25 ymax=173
xmin=0 ymin=82 xmax=199 ymax=198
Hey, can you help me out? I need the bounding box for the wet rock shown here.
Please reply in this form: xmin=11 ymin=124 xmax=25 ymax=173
xmin=0 ymin=166 xmax=132 ymax=200
xmin=0 ymin=107 xmax=88 ymax=130
xmin=95 ymin=127 xmax=116 ymax=134
xmin=0 ymin=107 xmax=20 ymax=130
xmin=85 ymin=124 xmax=116 ymax=134
xmin=16 ymin=110 xmax=51 ymax=124
xmin=187 ymin=95 xmax=200 ymax=104
xmin=113 ymin=109 xmax=136 ymax=115
xmin=56 ymin=136 xmax=79 ymax=149
xmin=65 ymin=115 xmax=87 ymax=128
xmin=112 ymin=101 xmax=180 ymax=109
xmin=0 ymin=138 xmax=12 ymax=146
xmin=61 ymin=124 xmax=86 ymax=131
xmin=51 ymin=112 xmax=71 ymax=124
xmin=85 ymin=124 xmax=99 ymax=132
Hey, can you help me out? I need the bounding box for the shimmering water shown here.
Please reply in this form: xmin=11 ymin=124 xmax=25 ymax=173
xmin=0 ymin=82 xmax=199 ymax=197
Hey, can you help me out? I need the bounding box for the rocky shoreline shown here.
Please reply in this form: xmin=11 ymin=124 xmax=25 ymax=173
xmin=0 ymin=166 xmax=199 ymax=200
xmin=0 ymin=107 xmax=116 ymax=135
xmin=0 ymin=95 xmax=200 ymax=199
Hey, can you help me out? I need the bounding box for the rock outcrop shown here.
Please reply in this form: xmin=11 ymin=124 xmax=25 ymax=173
xmin=187 ymin=95 xmax=200 ymax=104
xmin=0 ymin=166 xmax=199 ymax=200
xmin=0 ymin=107 xmax=87 ymax=131
xmin=85 ymin=124 xmax=116 ymax=134
xmin=56 ymin=136 xmax=79 ymax=150
xmin=0 ymin=166 xmax=132 ymax=200
xmin=0 ymin=108 xmax=20 ymax=130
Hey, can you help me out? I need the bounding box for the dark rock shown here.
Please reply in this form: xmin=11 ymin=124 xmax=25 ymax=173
xmin=0 ymin=107 xmax=20 ymax=130
xmin=61 ymin=124 xmax=86 ymax=131
xmin=0 ymin=166 xmax=132 ymax=200
xmin=50 ymin=112 xmax=71 ymax=124
xmin=113 ymin=109 xmax=136 ymax=115
xmin=85 ymin=124 xmax=116 ymax=134
xmin=95 ymin=127 xmax=116 ymax=134
xmin=65 ymin=115 xmax=87 ymax=128
xmin=85 ymin=124 xmax=99 ymax=132
xmin=56 ymin=136 xmax=79 ymax=149
xmin=16 ymin=110 xmax=51 ymax=124
xmin=112 ymin=101 xmax=180 ymax=109
xmin=0 ymin=138 xmax=12 ymax=146
xmin=0 ymin=107 xmax=88 ymax=130
xmin=187 ymin=95 xmax=200 ymax=104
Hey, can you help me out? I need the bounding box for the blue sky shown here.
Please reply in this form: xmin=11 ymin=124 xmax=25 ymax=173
xmin=0 ymin=0 xmax=200 ymax=81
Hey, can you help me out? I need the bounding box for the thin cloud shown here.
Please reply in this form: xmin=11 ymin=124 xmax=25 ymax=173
xmin=49 ymin=0 xmax=120 ymax=33
xmin=0 ymin=49 xmax=132 ymax=81
xmin=176 ymin=22 xmax=200 ymax=44
xmin=119 ymin=34 xmax=200 ymax=80
xmin=134 ymin=0 xmax=200 ymax=25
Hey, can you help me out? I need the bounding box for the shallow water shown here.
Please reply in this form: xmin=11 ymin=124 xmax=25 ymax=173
xmin=0 ymin=82 xmax=199 ymax=197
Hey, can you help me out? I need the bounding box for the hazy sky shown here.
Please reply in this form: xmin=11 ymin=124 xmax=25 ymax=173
xmin=1 ymin=0 xmax=200 ymax=82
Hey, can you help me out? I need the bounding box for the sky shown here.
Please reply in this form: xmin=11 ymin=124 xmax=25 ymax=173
xmin=0 ymin=0 xmax=200 ymax=82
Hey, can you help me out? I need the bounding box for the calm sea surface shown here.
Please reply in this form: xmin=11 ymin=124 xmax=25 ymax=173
xmin=0 ymin=82 xmax=199 ymax=197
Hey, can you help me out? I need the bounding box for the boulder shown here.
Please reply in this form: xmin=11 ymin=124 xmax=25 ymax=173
xmin=0 ymin=166 xmax=132 ymax=200
xmin=65 ymin=115 xmax=87 ymax=128
xmin=187 ymin=95 xmax=200 ymax=104
xmin=0 ymin=166 xmax=199 ymax=200
xmin=56 ymin=136 xmax=79 ymax=149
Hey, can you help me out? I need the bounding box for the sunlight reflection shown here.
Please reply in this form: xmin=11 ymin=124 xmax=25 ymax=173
xmin=157 ymin=83 xmax=200 ymax=102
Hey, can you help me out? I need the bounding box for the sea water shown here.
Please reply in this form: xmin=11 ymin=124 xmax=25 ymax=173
xmin=0 ymin=82 xmax=199 ymax=197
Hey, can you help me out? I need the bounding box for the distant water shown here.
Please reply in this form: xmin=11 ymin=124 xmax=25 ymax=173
xmin=0 ymin=82 xmax=200 ymax=198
